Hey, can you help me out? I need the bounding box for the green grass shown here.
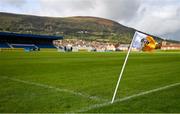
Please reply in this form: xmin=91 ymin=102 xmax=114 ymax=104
xmin=88 ymin=85 xmax=180 ymax=113
xmin=0 ymin=51 xmax=180 ymax=113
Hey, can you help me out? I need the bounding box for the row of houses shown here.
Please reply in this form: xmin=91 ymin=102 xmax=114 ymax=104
xmin=161 ymin=41 xmax=180 ymax=50
xmin=53 ymin=39 xmax=180 ymax=52
xmin=54 ymin=39 xmax=140 ymax=52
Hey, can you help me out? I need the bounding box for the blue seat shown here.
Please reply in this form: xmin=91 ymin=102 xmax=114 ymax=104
xmin=0 ymin=43 xmax=10 ymax=48
xmin=0 ymin=43 xmax=56 ymax=49
xmin=11 ymin=44 xmax=37 ymax=49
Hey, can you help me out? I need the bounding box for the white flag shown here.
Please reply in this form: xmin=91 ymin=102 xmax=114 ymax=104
xmin=132 ymin=31 xmax=148 ymax=49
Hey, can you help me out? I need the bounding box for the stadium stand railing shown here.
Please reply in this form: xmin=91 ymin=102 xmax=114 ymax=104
xmin=11 ymin=44 xmax=38 ymax=49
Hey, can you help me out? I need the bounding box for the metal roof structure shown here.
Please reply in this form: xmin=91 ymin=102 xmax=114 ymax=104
xmin=0 ymin=32 xmax=63 ymax=40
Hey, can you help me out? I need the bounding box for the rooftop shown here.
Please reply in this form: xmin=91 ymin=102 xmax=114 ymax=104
xmin=0 ymin=32 xmax=63 ymax=40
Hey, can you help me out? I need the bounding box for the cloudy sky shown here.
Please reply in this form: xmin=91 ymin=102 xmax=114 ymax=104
xmin=0 ymin=0 xmax=180 ymax=41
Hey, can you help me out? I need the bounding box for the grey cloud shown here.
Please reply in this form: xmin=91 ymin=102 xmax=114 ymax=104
xmin=69 ymin=0 xmax=94 ymax=11
xmin=38 ymin=0 xmax=94 ymax=16
xmin=101 ymin=0 xmax=141 ymax=21
xmin=162 ymin=30 xmax=180 ymax=41
xmin=38 ymin=0 xmax=141 ymax=21
xmin=177 ymin=7 xmax=180 ymax=17
xmin=125 ymin=1 xmax=180 ymax=40
xmin=0 ymin=0 xmax=26 ymax=7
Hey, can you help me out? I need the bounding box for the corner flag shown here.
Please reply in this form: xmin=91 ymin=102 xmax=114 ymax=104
xmin=111 ymin=31 xmax=157 ymax=103
xmin=132 ymin=31 xmax=157 ymax=51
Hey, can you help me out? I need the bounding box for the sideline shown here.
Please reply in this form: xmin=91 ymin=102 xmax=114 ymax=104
xmin=1 ymin=76 xmax=107 ymax=102
xmin=77 ymin=82 xmax=180 ymax=112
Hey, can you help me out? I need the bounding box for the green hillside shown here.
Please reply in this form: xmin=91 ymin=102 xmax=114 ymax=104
xmin=0 ymin=12 xmax=166 ymax=43
xmin=0 ymin=12 xmax=134 ymax=43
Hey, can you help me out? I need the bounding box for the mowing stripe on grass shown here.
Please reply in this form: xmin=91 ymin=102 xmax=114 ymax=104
xmin=77 ymin=82 xmax=180 ymax=112
xmin=1 ymin=76 xmax=107 ymax=102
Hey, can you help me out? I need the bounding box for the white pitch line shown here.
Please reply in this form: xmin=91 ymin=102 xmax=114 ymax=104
xmin=77 ymin=82 xmax=180 ymax=112
xmin=1 ymin=76 xmax=107 ymax=102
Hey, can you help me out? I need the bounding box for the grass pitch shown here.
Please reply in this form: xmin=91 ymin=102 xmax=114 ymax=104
xmin=0 ymin=51 xmax=180 ymax=113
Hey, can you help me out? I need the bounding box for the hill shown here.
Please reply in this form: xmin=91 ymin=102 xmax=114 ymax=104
xmin=0 ymin=12 xmax=163 ymax=43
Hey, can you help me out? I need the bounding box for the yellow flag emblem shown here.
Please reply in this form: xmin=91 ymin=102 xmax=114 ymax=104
xmin=142 ymin=36 xmax=157 ymax=51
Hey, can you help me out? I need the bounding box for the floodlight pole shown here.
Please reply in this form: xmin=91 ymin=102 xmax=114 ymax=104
xmin=111 ymin=32 xmax=137 ymax=104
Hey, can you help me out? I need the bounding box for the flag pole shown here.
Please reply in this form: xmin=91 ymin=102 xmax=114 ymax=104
xmin=111 ymin=32 xmax=137 ymax=104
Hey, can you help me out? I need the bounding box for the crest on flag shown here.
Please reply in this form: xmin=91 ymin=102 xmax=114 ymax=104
xmin=132 ymin=31 xmax=157 ymax=51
